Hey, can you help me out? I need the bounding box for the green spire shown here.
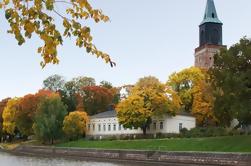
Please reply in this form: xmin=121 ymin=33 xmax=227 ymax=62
xmin=200 ymin=0 xmax=222 ymax=25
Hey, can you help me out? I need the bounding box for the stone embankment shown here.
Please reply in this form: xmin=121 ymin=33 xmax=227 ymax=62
xmin=13 ymin=145 xmax=251 ymax=166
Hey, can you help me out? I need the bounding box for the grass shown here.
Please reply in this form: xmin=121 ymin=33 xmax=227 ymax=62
xmin=56 ymin=135 xmax=251 ymax=153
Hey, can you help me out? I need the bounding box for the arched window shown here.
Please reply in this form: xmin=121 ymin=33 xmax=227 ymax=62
xmin=200 ymin=30 xmax=205 ymax=45
xmin=212 ymin=29 xmax=219 ymax=44
xmin=160 ymin=122 xmax=164 ymax=130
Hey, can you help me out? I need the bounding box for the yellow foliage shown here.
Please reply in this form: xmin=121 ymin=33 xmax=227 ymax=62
xmin=1 ymin=0 xmax=114 ymax=68
xmin=167 ymin=67 xmax=205 ymax=112
xmin=2 ymin=98 xmax=20 ymax=135
xmin=117 ymin=76 xmax=181 ymax=134
xmin=63 ymin=111 xmax=89 ymax=139
xmin=167 ymin=67 xmax=217 ymax=126
xmin=192 ymin=77 xmax=218 ymax=126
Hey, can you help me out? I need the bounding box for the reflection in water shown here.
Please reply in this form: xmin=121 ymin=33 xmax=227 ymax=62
xmin=0 ymin=151 xmax=123 ymax=166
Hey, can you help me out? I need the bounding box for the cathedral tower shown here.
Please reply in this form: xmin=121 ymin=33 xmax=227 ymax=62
xmin=195 ymin=0 xmax=225 ymax=69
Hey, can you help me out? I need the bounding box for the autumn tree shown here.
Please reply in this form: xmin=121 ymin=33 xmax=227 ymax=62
xmin=43 ymin=74 xmax=65 ymax=92
xmin=14 ymin=90 xmax=55 ymax=138
xmin=168 ymin=67 xmax=217 ymax=126
xmin=2 ymin=98 xmax=20 ymax=136
xmin=15 ymin=94 xmax=37 ymax=137
xmin=100 ymin=80 xmax=120 ymax=105
xmin=0 ymin=0 xmax=115 ymax=67
xmin=0 ymin=98 xmax=10 ymax=141
xmin=33 ymin=95 xmax=67 ymax=144
xmin=209 ymin=38 xmax=251 ymax=127
xmin=168 ymin=67 xmax=205 ymax=113
xmin=59 ymin=76 xmax=95 ymax=113
xmin=82 ymin=86 xmax=113 ymax=115
xmin=63 ymin=111 xmax=89 ymax=140
xmin=192 ymin=77 xmax=217 ymax=126
xmin=117 ymin=76 xmax=180 ymax=135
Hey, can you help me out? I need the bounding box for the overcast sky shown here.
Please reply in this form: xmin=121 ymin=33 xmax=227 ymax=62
xmin=0 ymin=0 xmax=251 ymax=100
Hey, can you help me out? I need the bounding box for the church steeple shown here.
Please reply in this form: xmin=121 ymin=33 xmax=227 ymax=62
xmin=199 ymin=0 xmax=222 ymax=47
xmin=195 ymin=0 xmax=225 ymax=69
xmin=201 ymin=0 xmax=222 ymax=25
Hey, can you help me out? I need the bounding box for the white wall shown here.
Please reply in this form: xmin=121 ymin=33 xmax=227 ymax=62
xmin=86 ymin=115 xmax=196 ymax=137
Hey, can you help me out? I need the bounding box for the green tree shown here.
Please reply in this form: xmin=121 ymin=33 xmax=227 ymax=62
xmin=15 ymin=90 xmax=54 ymax=138
xmin=43 ymin=74 xmax=65 ymax=92
xmin=0 ymin=0 xmax=114 ymax=67
xmin=117 ymin=76 xmax=180 ymax=135
xmin=100 ymin=80 xmax=113 ymax=89
xmin=59 ymin=76 xmax=95 ymax=113
xmin=210 ymin=38 xmax=251 ymax=127
xmin=72 ymin=76 xmax=96 ymax=95
xmin=63 ymin=111 xmax=89 ymax=140
xmin=33 ymin=95 xmax=67 ymax=144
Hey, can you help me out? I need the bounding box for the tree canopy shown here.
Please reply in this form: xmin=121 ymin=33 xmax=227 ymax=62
xmin=0 ymin=98 xmax=10 ymax=139
xmin=210 ymin=38 xmax=251 ymax=127
xmin=168 ymin=67 xmax=205 ymax=113
xmin=82 ymin=86 xmax=114 ymax=115
xmin=43 ymin=74 xmax=65 ymax=92
xmin=63 ymin=111 xmax=89 ymax=140
xmin=116 ymin=76 xmax=180 ymax=135
xmin=33 ymin=94 xmax=67 ymax=144
xmin=2 ymin=98 xmax=20 ymax=135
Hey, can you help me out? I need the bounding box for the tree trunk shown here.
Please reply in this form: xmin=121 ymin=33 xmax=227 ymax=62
xmin=142 ymin=126 xmax=147 ymax=135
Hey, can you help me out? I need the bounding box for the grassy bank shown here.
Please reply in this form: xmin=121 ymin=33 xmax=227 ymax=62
xmin=56 ymin=135 xmax=251 ymax=152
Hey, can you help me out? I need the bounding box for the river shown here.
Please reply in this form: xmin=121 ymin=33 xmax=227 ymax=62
xmin=0 ymin=151 xmax=129 ymax=166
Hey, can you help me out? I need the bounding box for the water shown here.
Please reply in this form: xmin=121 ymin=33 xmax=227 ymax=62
xmin=0 ymin=151 xmax=124 ymax=166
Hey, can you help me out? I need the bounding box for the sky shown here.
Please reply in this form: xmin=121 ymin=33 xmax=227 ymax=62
xmin=0 ymin=0 xmax=251 ymax=100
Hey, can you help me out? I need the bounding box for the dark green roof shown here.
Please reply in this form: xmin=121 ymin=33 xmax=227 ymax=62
xmin=91 ymin=110 xmax=117 ymax=119
xmin=200 ymin=0 xmax=222 ymax=25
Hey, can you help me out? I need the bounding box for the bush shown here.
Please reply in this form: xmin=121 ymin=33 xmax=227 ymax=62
xmin=63 ymin=111 xmax=89 ymax=140
xmin=180 ymin=127 xmax=229 ymax=138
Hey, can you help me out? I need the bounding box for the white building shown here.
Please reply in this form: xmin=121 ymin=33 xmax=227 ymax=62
xmin=86 ymin=110 xmax=195 ymax=138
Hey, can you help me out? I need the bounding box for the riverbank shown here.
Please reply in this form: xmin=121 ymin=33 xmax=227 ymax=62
xmin=7 ymin=145 xmax=251 ymax=166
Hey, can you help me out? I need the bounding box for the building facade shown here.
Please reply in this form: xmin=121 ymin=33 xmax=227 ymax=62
xmin=86 ymin=110 xmax=195 ymax=138
xmin=195 ymin=0 xmax=226 ymax=69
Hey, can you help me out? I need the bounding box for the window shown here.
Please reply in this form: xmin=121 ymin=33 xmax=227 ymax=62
xmin=98 ymin=124 xmax=101 ymax=131
xmin=88 ymin=124 xmax=90 ymax=131
xmin=179 ymin=123 xmax=183 ymax=131
xmin=153 ymin=122 xmax=157 ymax=130
xmin=200 ymin=30 xmax=205 ymax=45
xmin=160 ymin=122 xmax=164 ymax=130
xmin=93 ymin=124 xmax=95 ymax=131
xmin=212 ymin=13 xmax=215 ymax=18
xmin=119 ymin=124 xmax=122 ymax=130
xmin=113 ymin=124 xmax=116 ymax=131
xmin=212 ymin=29 xmax=219 ymax=44
xmin=103 ymin=124 xmax=106 ymax=131
xmin=108 ymin=124 xmax=111 ymax=131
